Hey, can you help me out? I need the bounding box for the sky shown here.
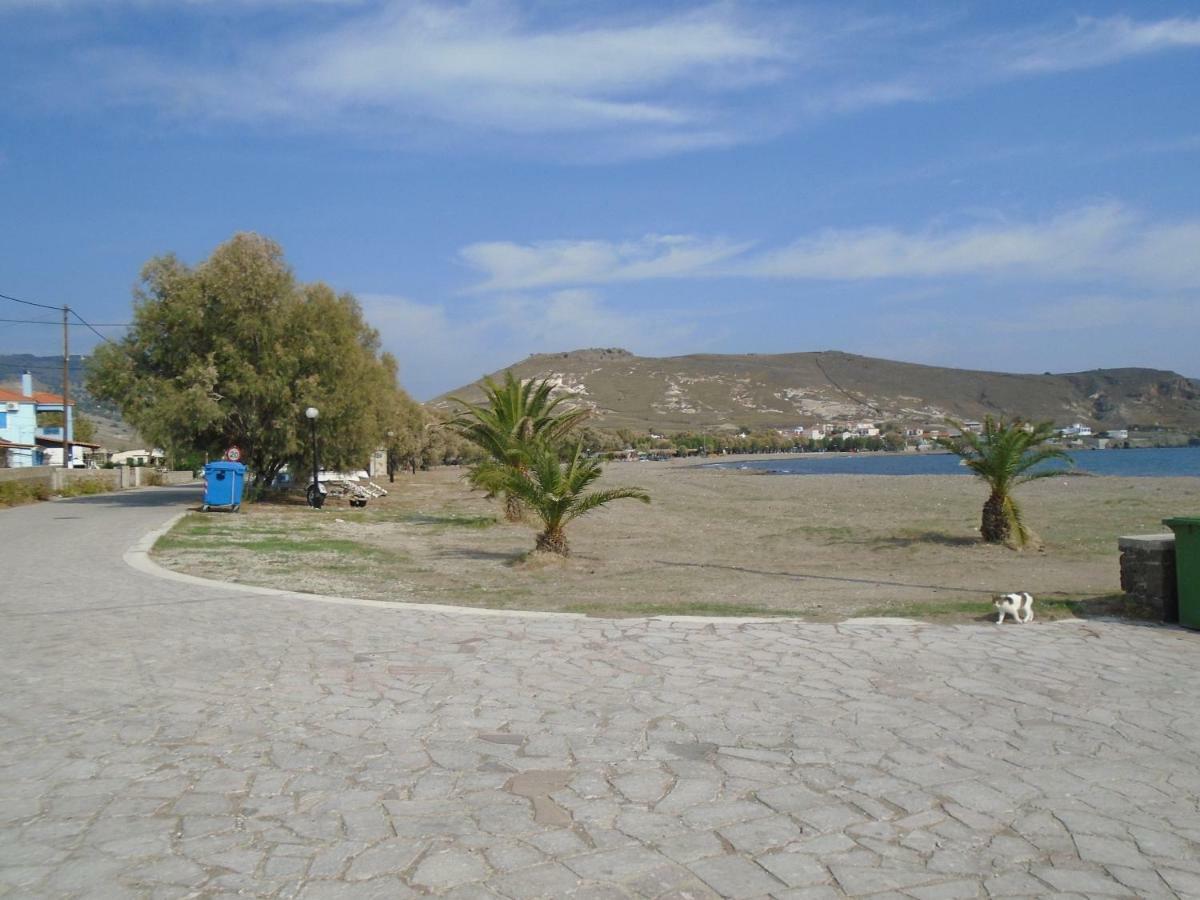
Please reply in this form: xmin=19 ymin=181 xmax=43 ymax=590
xmin=0 ymin=0 xmax=1198 ymax=400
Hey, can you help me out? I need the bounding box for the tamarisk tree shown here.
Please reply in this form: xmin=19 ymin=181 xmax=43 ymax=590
xmin=87 ymin=233 xmax=406 ymax=494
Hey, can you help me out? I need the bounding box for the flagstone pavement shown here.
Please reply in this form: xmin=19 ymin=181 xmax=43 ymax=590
xmin=2 ymin=487 xmax=1199 ymax=899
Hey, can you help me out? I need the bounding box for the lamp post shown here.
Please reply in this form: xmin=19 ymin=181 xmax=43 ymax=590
xmin=305 ymin=406 xmax=324 ymax=508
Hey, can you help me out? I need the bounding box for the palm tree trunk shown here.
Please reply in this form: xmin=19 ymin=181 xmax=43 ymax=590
xmin=981 ymin=491 xmax=1011 ymax=544
xmin=535 ymin=527 xmax=569 ymax=556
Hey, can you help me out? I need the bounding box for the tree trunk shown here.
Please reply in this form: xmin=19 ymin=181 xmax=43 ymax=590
xmin=503 ymin=492 xmax=524 ymax=523
xmin=981 ymin=491 xmax=1011 ymax=544
xmin=535 ymin=527 xmax=570 ymax=556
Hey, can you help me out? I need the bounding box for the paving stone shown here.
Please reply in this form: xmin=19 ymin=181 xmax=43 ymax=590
xmin=4 ymin=491 xmax=1200 ymax=899
xmin=690 ymin=855 xmax=785 ymax=898
xmin=756 ymin=850 xmax=828 ymax=887
xmin=490 ymin=862 xmax=582 ymax=899
xmin=409 ymin=848 xmax=489 ymax=889
xmin=344 ymin=839 xmax=425 ymax=881
xmin=563 ymin=845 xmax=669 ymax=882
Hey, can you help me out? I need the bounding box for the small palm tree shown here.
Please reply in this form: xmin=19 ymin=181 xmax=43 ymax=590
xmin=937 ymin=417 xmax=1070 ymax=546
xmin=504 ymin=442 xmax=649 ymax=556
xmin=448 ymin=371 xmax=590 ymax=521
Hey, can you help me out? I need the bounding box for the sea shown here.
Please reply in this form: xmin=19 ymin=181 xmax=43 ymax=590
xmin=703 ymin=446 xmax=1200 ymax=478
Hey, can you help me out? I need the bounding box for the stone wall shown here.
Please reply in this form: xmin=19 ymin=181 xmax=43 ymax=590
xmin=1118 ymin=534 xmax=1178 ymax=623
xmin=0 ymin=466 xmax=195 ymax=493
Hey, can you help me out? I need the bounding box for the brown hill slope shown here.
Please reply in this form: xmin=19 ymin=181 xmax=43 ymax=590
xmin=431 ymin=349 xmax=1200 ymax=433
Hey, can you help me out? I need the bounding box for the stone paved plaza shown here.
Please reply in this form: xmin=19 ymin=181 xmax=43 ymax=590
xmin=2 ymin=488 xmax=1200 ymax=898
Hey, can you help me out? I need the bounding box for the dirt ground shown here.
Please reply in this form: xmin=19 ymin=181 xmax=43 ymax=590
xmin=153 ymin=456 xmax=1200 ymax=621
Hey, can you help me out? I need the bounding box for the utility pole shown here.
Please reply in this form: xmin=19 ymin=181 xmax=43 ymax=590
xmin=62 ymin=305 xmax=70 ymax=468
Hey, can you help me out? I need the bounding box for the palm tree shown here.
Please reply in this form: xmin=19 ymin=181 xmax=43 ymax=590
xmin=448 ymin=371 xmax=590 ymax=521
xmin=937 ymin=417 xmax=1070 ymax=546
xmin=504 ymin=442 xmax=649 ymax=556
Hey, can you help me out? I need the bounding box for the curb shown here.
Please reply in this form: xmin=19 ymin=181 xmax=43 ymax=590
xmin=123 ymin=510 xmax=591 ymax=620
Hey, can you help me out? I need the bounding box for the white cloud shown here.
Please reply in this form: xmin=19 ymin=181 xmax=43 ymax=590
xmin=1003 ymin=15 xmax=1200 ymax=74
xmin=14 ymin=5 xmax=1200 ymax=157
xmin=744 ymin=204 xmax=1132 ymax=281
xmin=80 ymin=1 xmax=784 ymax=149
xmin=460 ymin=234 xmax=752 ymax=292
xmin=461 ymin=204 xmax=1200 ymax=293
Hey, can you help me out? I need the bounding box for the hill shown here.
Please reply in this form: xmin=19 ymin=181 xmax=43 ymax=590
xmin=0 ymin=354 xmax=139 ymax=449
xmin=431 ymin=349 xmax=1200 ymax=433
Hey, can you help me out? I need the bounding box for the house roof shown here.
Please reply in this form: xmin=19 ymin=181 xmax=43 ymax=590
xmin=0 ymin=388 xmax=74 ymax=405
xmin=0 ymin=437 xmax=37 ymax=449
xmin=34 ymin=435 xmax=102 ymax=449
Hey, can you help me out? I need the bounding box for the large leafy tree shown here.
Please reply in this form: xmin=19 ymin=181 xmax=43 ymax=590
xmin=87 ymin=233 xmax=406 ymax=493
xmin=448 ymin=371 xmax=590 ymax=520
xmin=936 ymin=417 xmax=1070 ymax=546
xmin=504 ymin=441 xmax=649 ymax=556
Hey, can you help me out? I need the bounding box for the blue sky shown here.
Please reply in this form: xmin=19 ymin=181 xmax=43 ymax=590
xmin=1 ymin=0 xmax=1198 ymax=399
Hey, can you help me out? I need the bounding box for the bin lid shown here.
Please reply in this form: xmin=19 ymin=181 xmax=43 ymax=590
xmin=204 ymin=460 xmax=246 ymax=473
xmin=1163 ymin=517 xmax=1200 ymax=527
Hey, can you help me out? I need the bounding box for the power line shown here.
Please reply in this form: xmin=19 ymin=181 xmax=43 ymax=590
xmin=70 ymin=308 xmax=120 ymax=345
xmin=0 ymin=318 xmax=131 ymax=326
xmin=0 ymin=290 xmax=60 ymax=312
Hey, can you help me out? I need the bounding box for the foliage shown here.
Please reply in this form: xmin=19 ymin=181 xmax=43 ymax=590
xmin=0 ymin=480 xmax=51 ymax=507
xmin=502 ymin=441 xmax=650 ymax=556
xmin=86 ymin=233 xmax=408 ymax=494
xmin=58 ymin=477 xmax=110 ymax=497
xmin=447 ymin=370 xmax=590 ymax=520
xmin=384 ymin=400 xmax=479 ymax=477
xmin=936 ymin=417 xmax=1070 ymax=546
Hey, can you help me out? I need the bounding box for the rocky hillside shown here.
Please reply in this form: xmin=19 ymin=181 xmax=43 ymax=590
xmin=432 ymin=349 xmax=1200 ymax=433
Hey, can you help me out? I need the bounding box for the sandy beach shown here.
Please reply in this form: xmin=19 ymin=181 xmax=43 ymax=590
xmin=153 ymin=456 xmax=1199 ymax=621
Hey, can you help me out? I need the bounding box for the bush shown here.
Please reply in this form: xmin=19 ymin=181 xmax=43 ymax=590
xmin=58 ymin=478 xmax=110 ymax=498
xmin=0 ymin=480 xmax=52 ymax=507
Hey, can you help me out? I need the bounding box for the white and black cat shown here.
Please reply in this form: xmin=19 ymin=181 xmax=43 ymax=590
xmin=993 ymin=591 xmax=1034 ymax=624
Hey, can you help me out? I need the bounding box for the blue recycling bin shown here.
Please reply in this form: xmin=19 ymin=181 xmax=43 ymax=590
xmin=202 ymin=461 xmax=246 ymax=511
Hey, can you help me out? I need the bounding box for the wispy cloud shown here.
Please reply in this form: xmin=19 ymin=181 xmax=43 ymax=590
xmin=461 ymin=204 xmax=1200 ymax=291
xmin=11 ymin=5 xmax=1200 ymax=158
xmin=70 ymin=1 xmax=785 ymax=156
xmin=1002 ymin=15 xmax=1200 ymax=74
xmin=459 ymin=234 xmax=752 ymax=292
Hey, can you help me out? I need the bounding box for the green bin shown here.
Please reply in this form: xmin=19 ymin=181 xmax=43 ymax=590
xmin=1163 ymin=517 xmax=1200 ymax=629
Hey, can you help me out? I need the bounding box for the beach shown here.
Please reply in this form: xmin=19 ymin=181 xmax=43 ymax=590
xmin=152 ymin=457 xmax=1200 ymax=621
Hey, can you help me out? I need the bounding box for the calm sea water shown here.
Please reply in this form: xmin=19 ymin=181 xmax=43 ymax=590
xmin=704 ymin=446 xmax=1200 ymax=478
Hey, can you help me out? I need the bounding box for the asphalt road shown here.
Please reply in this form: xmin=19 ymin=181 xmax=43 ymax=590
xmin=2 ymin=487 xmax=1200 ymax=899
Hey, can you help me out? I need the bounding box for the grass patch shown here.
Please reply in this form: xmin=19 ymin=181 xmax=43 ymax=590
xmin=564 ymin=600 xmax=800 ymax=618
xmin=857 ymin=592 xmax=1149 ymax=623
xmin=153 ymin=536 xmax=231 ymax=551
xmin=238 ymin=537 xmax=396 ymax=559
xmin=777 ymin=524 xmax=854 ymax=541
xmin=0 ymin=480 xmax=52 ymax=507
xmin=58 ymin=478 xmax=111 ymax=498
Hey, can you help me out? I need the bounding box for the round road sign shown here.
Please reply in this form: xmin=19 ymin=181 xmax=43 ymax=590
xmin=225 ymin=446 xmax=242 ymax=462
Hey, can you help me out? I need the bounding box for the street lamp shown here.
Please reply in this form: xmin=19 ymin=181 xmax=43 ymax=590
xmin=305 ymin=406 xmax=324 ymax=508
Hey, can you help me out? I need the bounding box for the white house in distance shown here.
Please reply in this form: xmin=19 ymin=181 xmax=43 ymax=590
xmin=111 ymin=448 xmax=166 ymax=467
xmin=0 ymin=371 xmax=88 ymax=467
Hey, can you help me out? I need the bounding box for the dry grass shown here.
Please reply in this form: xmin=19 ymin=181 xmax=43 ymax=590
xmin=152 ymin=457 xmax=1198 ymax=621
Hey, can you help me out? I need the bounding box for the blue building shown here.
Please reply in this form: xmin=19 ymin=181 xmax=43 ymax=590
xmin=0 ymin=371 xmax=81 ymax=467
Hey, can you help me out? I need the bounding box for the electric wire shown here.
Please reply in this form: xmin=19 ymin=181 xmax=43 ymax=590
xmin=69 ymin=309 xmax=121 ymax=345
xmin=0 ymin=291 xmax=60 ymax=312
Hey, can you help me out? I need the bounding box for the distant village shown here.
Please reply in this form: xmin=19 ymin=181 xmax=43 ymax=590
xmin=0 ymin=365 xmax=1186 ymax=471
